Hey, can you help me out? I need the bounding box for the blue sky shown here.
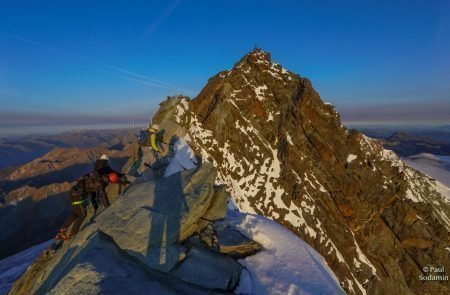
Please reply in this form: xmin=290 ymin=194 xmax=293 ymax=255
xmin=0 ymin=0 xmax=449 ymax=135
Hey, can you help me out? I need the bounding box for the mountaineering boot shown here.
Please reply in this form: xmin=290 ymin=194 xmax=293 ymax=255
xmin=50 ymin=239 xmax=64 ymax=252
xmin=56 ymin=229 xmax=69 ymax=241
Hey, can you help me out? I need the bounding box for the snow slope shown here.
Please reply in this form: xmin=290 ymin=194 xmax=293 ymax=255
xmin=402 ymin=153 xmax=450 ymax=187
xmin=226 ymin=207 xmax=344 ymax=295
xmin=402 ymin=153 xmax=450 ymax=200
xmin=0 ymin=240 xmax=52 ymax=295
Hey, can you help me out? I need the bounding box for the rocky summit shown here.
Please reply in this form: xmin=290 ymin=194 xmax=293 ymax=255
xmin=148 ymin=49 xmax=450 ymax=294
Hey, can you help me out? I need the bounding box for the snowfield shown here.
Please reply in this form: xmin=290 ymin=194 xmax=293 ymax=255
xmin=402 ymin=153 xmax=450 ymax=189
xmin=402 ymin=153 xmax=450 ymax=201
xmin=226 ymin=205 xmax=344 ymax=295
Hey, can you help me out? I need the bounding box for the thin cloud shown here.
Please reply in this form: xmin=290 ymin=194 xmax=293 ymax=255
xmin=0 ymin=31 xmax=195 ymax=94
xmin=144 ymin=0 xmax=182 ymax=37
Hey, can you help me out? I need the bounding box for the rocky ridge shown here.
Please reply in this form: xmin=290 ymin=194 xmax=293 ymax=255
xmin=149 ymin=49 xmax=450 ymax=294
xmin=9 ymin=163 xmax=263 ymax=294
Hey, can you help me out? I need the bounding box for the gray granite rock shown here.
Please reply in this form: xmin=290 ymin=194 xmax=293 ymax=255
xmin=214 ymin=224 xmax=261 ymax=258
xmin=96 ymin=163 xmax=217 ymax=272
xmin=170 ymin=247 xmax=242 ymax=290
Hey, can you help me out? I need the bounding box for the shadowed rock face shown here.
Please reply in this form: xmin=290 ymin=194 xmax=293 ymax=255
xmin=0 ymin=183 xmax=72 ymax=260
xmin=9 ymin=163 xmax=251 ymax=294
xmin=150 ymin=49 xmax=450 ymax=294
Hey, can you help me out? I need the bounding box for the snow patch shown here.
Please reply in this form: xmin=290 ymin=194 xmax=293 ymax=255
xmin=286 ymin=133 xmax=294 ymax=145
xmin=347 ymin=154 xmax=357 ymax=163
xmin=254 ymin=85 xmax=268 ymax=101
xmin=351 ymin=232 xmax=379 ymax=279
xmin=164 ymin=138 xmax=197 ymax=177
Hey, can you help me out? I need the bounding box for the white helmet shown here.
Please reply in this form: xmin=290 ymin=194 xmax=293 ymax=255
xmin=100 ymin=154 xmax=109 ymax=161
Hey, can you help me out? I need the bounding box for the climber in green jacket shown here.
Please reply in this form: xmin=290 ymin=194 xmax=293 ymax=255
xmin=147 ymin=125 xmax=164 ymax=160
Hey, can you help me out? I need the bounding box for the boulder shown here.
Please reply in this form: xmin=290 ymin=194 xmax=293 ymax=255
xmin=170 ymin=247 xmax=242 ymax=290
xmin=203 ymin=185 xmax=228 ymax=221
xmin=189 ymin=222 xmax=262 ymax=259
xmin=214 ymin=224 xmax=261 ymax=258
xmin=97 ymin=162 xmax=218 ymax=272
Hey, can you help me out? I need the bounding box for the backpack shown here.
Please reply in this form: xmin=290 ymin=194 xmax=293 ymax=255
xmin=138 ymin=129 xmax=151 ymax=146
xmin=155 ymin=131 xmax=164 ymax=145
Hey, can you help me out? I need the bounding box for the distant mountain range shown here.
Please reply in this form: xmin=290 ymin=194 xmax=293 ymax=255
xmin=354 ymin=125 xmax=450 ymax=144
xmin=0 ymin=128 xmax=139 ymax=169
xmin=357 ymin=130 xmax=450 ymax=157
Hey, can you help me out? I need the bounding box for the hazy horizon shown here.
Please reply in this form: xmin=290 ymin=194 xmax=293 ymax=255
xmin=1 ymin=118 xmax=449 ymax=139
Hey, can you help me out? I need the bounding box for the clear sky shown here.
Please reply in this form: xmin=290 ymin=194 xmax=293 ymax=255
xmin=0 ymin=0 xmax=449 ymax=136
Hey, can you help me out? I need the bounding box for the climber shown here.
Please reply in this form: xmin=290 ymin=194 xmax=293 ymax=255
xmin=90 ymin=155 xmax=128 ymax=211
xmin=56 ymin=175 xmax=90 ymax=241
xmin=146 ymin=125 xmax=165 ymax=160
xmin=94 ymin=154 xmax=124 ymax=177
xmin=56 ymin=172 xmax=120 ymax=241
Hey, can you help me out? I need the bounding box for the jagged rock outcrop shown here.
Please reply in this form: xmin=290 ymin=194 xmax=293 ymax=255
xmin=148 ymin=49 xmax=450 ymax=294
xmin=9 ymin=163 xmax=258 ymax=294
